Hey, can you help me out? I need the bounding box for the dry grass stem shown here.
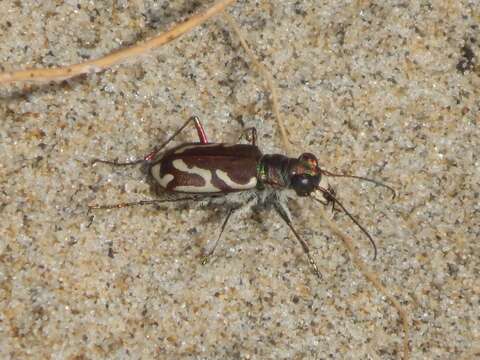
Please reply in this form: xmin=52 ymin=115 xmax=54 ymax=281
xmin=0 ymin=0 xmax=237 ymax=84
xmin=317 ymin=206 xmax=411 ymax=360
xmin=223 ymin=14 xmax=292 ymax=155
xmin=226 ymin=9 xmax=411 ymax=360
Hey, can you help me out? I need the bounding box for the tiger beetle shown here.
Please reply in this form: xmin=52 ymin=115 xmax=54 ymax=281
xmin=90 ymin=116 xmax=395 ymax=279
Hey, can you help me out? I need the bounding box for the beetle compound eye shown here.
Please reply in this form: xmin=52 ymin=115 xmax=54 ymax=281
xmin=291 ymin=175 xmax=319 ymax=196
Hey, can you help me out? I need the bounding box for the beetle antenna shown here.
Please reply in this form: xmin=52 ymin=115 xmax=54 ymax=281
xmin=320 ymin=169 xmax=396 ymax=199
xmin=313 ymin=186 xmax=378 ymax=260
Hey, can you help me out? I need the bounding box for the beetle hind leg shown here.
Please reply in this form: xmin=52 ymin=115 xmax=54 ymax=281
xmin=88 ymin=195 xmax=208 ymax=211
xmin=201 ymin=207 xmax=236 ymax=264
xmin=192 ymin=116 xmax=209 ymax=144
xmin=91 ymin=158 xmax=145 ymax=167
xmin=92 ymin=115 xmax=209 ymax=167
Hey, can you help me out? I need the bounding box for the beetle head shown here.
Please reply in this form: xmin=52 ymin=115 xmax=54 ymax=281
xmin=289 ymin=153 xmax=321 ymax=196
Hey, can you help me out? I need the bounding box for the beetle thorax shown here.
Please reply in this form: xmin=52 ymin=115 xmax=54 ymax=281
xmin=257 ymin=154 xmax=294 ymax=188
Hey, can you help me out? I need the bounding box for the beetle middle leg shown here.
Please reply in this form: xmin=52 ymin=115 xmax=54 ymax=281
xmin=238 ymin=127 xmax=257 ymax=146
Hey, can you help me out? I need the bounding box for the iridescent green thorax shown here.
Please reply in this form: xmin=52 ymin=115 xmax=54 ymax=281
xmin=256 ymin=161 xmax=267 ymax=190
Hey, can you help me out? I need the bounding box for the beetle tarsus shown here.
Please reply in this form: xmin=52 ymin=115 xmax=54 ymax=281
xmin=308 ymin=257 xmax=322 ymax=279
xmin=91 ymin=158 xmax=144 ymax=167
xmin=238 ymin=127 xmax=258 ymax=146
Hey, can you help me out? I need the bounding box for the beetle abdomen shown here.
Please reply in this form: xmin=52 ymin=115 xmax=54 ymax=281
xmin=149 ymin=143 xmax=262 ymax=193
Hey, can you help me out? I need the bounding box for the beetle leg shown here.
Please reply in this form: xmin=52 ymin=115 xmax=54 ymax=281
xmin=238 ymin=127 xmax=257 ymax=146
xmin=91 ymin=158 xmax=145 ymax=166
xmin=192 ymin=116 xmax=209 ymax=144
xmin=145 ymin=115 xmax=209 ymax=160
xmin=274 ymin=202 xmax=322 ymax=279
xmin=201 ymin=207 xmax=236 ymax=265
xmin=93 ymin=116 xmax=207 ymax=166
xmin=88 ymin=195 xmax=210 ymax=210
xmin=327 ymin=184 xmax=337 ymax=212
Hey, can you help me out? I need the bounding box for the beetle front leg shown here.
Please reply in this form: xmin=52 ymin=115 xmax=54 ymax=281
xmin=274 ymin=201 xmax=322 ymax=279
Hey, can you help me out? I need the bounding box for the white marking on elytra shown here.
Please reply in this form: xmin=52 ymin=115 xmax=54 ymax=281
xmin=172 ymin=159 xmax=221 ymax=193
xmin=216 ymin=169 xmax=257 ymax=190
xmin=158 ymin=173 xmax=174 ymax=188
xmin=150 ymin=163 xmax=174 ymax=187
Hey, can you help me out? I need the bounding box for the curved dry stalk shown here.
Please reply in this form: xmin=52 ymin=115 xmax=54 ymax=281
xmin=317 ymin=205 xmax=411 ymax=360
xmin=226 ymin=10 xmax=410 ymax=359
xmin=223 ymin=14 xmax=292 ymax=155
xmin=0 ymin=0 xmax=237 ymax=84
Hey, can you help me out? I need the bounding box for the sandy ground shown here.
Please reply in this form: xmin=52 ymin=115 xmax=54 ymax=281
xmin=0 ymin=1 xmax=479 ymax=359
